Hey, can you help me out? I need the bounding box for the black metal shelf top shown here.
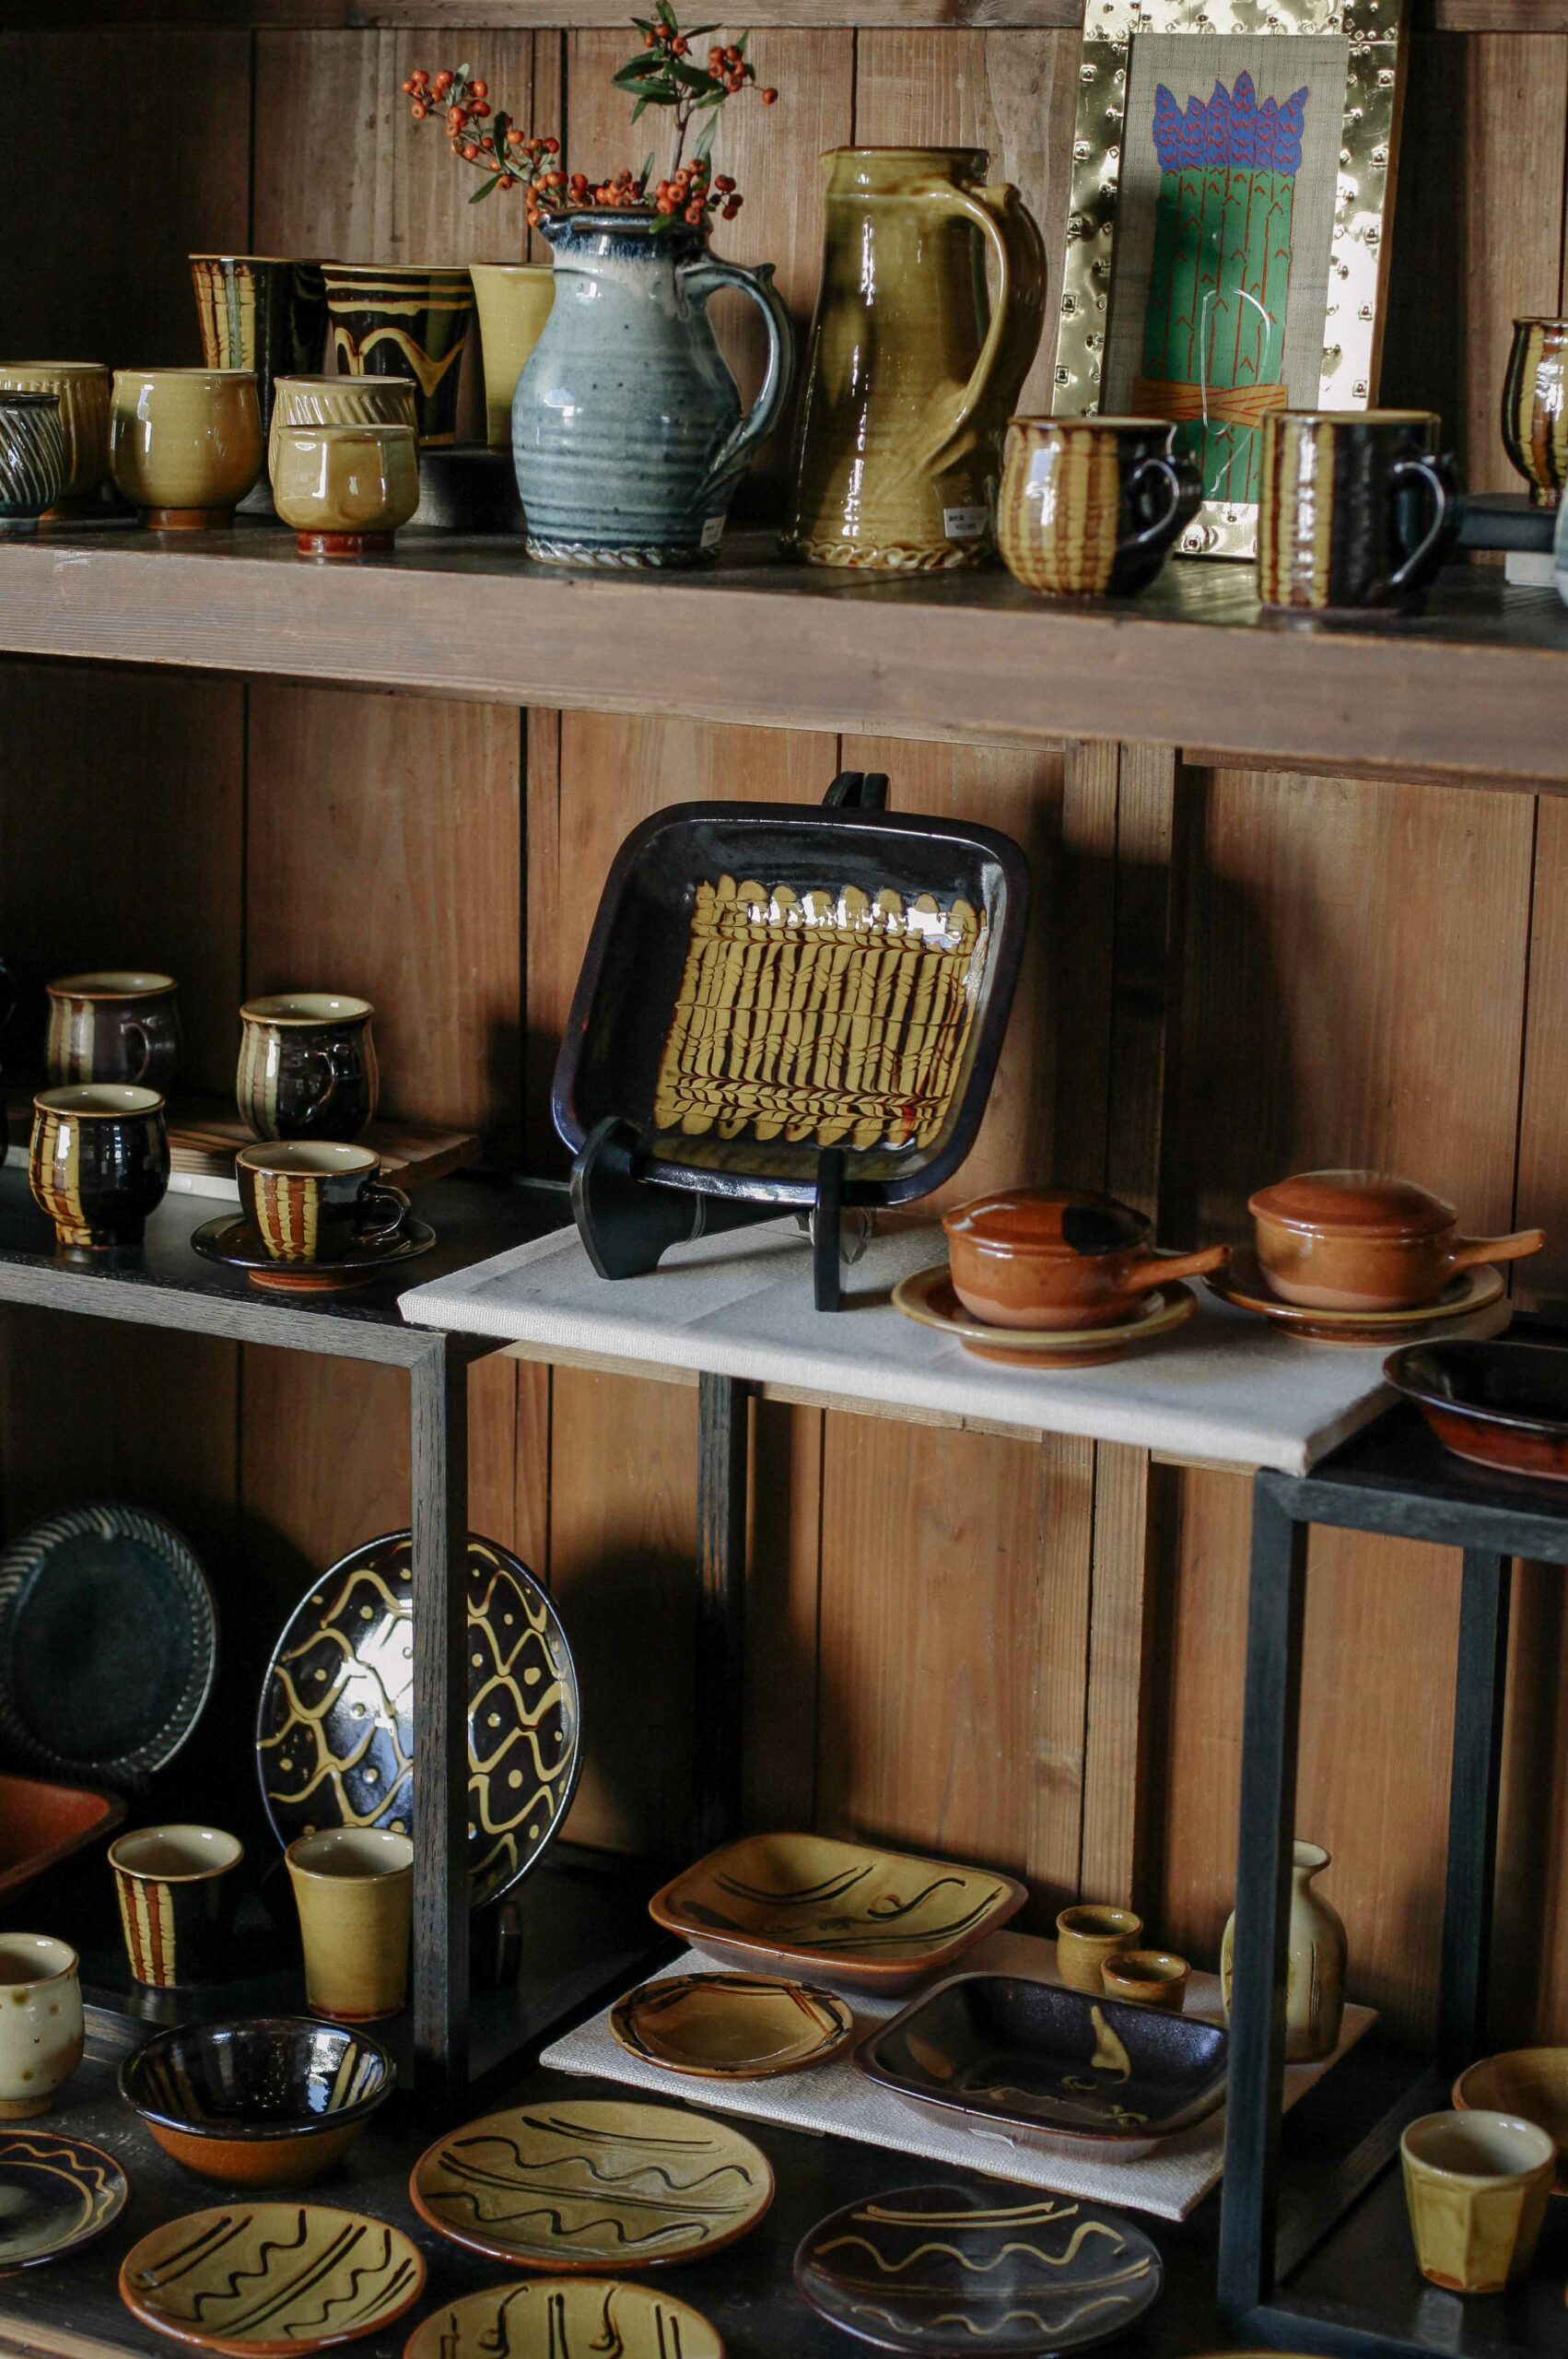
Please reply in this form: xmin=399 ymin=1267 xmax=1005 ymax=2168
xmin=1262 ymin=1396 xmax=1568 ymax=1562
xmin=0 ymin=1160 xmax=571 ymax=1361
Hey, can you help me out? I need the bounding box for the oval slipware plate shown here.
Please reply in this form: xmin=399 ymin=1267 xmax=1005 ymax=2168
xmin=611 ymin=1970 xmax=855 ymax=2080
xmin=256 ymin=1531 xmax=579 ymax=1908
xmin=404 ymin=2279 xmax=724 ymax=2359
xmin=0 ymin=2130 xmax=128 ymax=2267
xmin=891 ymin=1268 xmax=1197 ymax=1367
xmin=0 ymin=1505 xmax=216 ymax=1786
xmin=793 ymin=2183 xmax=1164 ymax=2357
xmin=409 ymin=2098 xmax=774 ymax=2271
xmin=118 ymin=2202 xmax=426 ymax=2356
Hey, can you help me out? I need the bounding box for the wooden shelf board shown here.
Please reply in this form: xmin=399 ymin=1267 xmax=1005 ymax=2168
xmin=0 ymin=0 xmax=1550 ymax=25
xmin=2 ymin=523 xmax=1565 ymax=785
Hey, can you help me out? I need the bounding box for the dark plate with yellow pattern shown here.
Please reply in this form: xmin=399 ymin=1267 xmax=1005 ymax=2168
xmin=0 ymin=2130 xmax=128 ymax=2267
xmin=793 ymin=2182 xmax=1163 ymax=2356
xmin=255 ymin=1531 xmax=579 ymax=1909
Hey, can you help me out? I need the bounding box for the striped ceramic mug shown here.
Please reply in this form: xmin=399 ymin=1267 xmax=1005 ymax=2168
xmin=237 ymin=1141 xmax=408 ymax=1265
xmin=29 ymin=1083 xmax=169 ymax=1249
xmin=1502 ymin=317 xmax=1567 ymax=509
xmin=109 ymin=1826 xmax=243 ymax=1989
xmin=46 ymin=971 xmax=181 ymax=1090
xmin=1258 ymin=411 xmax=1461 ymax=614
xmin=997 ymin=417 xmax=1200 ymax=598
xmin=238 ymin=993 xmax=378 ymax=1142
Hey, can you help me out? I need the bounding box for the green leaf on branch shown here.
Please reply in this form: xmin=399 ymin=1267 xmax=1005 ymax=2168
xmin=668 ymin=58 xmax=711 ymax=89
xmin=655 ymin=0 xmax=677 ymax=25
xmin=455 ymin=59 xmax=470 ymax=77
xmin=638 ymin=149 xmax=655 ymax=185
xmin=693 ymin=112 xmax=719 ymax=158
xmin=733 ymin=29 xmax=748 ymax=53
xmin=614 ymin=53 xmax=668 ymax=81
xmin=469 ymin=173 xmax=502 ymax=201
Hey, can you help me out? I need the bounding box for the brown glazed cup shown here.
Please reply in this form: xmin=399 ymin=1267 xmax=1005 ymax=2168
xmin=942 ymin=1188 xmax=1229 ymax=1331
xmin=1056 ymin=1905 xmax=1143 ymax=1993
xmin=236 ymin=1142 xmax=409 ymax=1265
xmin=998 ymin=417 xmax=1201 ymax=598
xmin=1101 ymin=1949 xmax=1189 ymax=2011
xmin=1249 ymin=1170 xmax=1543 ymax=1312
xmin=1502 ymin=318 xmax=1567 ymax=509
xmin=45 ymin=971 xmax=181 ymax=1092
xmin=1257 ymin=410 xmax=1462 ymax=615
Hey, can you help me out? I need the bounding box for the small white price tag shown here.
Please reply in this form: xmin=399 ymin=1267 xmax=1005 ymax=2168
xmin=700 ymin=513 xmax=725 ymax=551
xmin=942 ymin=504 xmax=989 ymax=541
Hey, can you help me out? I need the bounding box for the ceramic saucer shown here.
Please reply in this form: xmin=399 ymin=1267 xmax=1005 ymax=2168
xmin=403 ymin=2280 xmax=724 ymax=2359
xmin=0 ymin=2130 xmax=128 ymax=2267
xmin=118 ymin=2201 xmax=426 ymax=2353
xmin=610 ymin=1970 xmax=855 ymax=2080
xmin=191 ymin=1214 xmax=436 ymax=1292
xmin=891 ymin=1267 xmax=1197 ymax=1367
xmin=1207 ymin=1254 xmax=1505 ymax=1345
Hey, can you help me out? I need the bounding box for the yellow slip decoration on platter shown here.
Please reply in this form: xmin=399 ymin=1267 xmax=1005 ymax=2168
xmin=403 ymin=2278 xmax=725 ymax=2359
xmin=409 ymin=2098 xmax=774 ymax=2271
xmin=892 ymin=1267 xmax=1198 ymax=1368
xmin=610 ymin=1970 xmax=856 ymax=2081
xmin=117 ymin=2203 xmax=426 ymax=2357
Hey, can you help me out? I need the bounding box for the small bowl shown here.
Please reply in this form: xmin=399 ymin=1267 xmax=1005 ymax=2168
xmin=942 ymin=1188 xmax=1227 ymax=1332
xmin=1387 ymin=1341 xmax=1568 ymax=1482
xmin=119 ymin=2016 xmax=394 ymax=2187
xmin=1455 ymin=2048 xmax=1568 ymax=2190
xmin=1102 ymin=1949 xmax=1189 ymax=2011
xmin=1249 ymin=1170 xmax=1542 ymax=1312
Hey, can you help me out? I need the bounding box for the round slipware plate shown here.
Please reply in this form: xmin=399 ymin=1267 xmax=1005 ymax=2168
xmin=256 ymin=1531 xmax=579 ymax=1909
xmin=0 ymin=2130 xmax=128 ymax=2267
xmin=1207 ymin=1256 xmax=1504 ymax=1344
xmin=892 ymin=1268 xmax=1197 ymax=1367
xmin=0 ymin=1504 xmax=216 ymax=1786
xmin=409 ymin=2098 xmax=774 ymax=2271
xmin=794 ymin=2183 xmax=1164 ymax=2357
xmin=611 ymin=1970 xmax=855 ymax=2081
xmin=191 ymin=1215 xmax=436 ymax=1293
xmin=404 ymin=2280 xmax=724 ymax=2359
xmin=118 ymin=2202 xmax=426 ymax=2356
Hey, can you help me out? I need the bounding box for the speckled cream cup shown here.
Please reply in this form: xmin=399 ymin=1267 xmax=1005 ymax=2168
xmin=0 ymin=1935 xmax=83 ymax=2118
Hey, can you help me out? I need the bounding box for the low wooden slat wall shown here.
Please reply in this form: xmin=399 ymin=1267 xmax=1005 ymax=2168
xmin=1 ymin=18 xmax=1566 ymax=2041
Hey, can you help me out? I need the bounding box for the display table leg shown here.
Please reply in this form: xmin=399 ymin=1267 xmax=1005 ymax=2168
xmin=410 ymin=1336 xmax=471 ymax=2114
xmin=1438 ymin=1549 xmax=1511 ymax=2070
xmin=694 ymin=1371 xmax=748 ymax=1854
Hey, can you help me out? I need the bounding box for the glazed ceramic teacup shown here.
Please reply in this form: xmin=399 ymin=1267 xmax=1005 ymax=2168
xmin=1249 ymin=1171 xmax=1544 ymax=1312
xmin=0 ymin=1936 xmax=84 ymax=2118
xmin=1057 ymin=1904 xmax=1143 ymax=1994
xmin=287 ymin=1830 xmax=414 ymax=2021
xmin=271 ymin=423 xmax=420 ymax=558
xmin=238 ymin=992 xmax=379 ymax=1142
xmin=0 ymin=392 xmax=67 ymax=534
xmin=943 ymin=1189 xmax=1228 ymax=1332
xmin=237 ymin=1141 xmax=409 ymax=1266
xmin=191 ymin=254 xmax=328 ymax=514
xmin=0 ymin=364 xmax=111 ymax=508
xmin=109 ymin=368 xmax=264 ymax=528
xmin=29 ymin=1083 xmax=169 ymax=1250
xmin=1401 ymin=2109 xmax=1554 ymax=2293
xmin=322 ymin=264 xmax=475 ymax=446
xmin=1258 ymin=411 xmax=1461 ymax=614
xmin=998 ymin=417 xmax=1201 ymax=598
xmin=46 ymin=971 xmax=181 ymax=1091
xmin=109 ymin=1826 xmax=244 ymax=1989
xmin=469 ymin=263 xmax=556 ymax=452
xmin=268 ymin=374 xmax=418 ymax=479
xmin=1502 ymin=318 xmax=1567 ymax=509
xmin=1101 ymin=1950 xmax=1189 ymax=2012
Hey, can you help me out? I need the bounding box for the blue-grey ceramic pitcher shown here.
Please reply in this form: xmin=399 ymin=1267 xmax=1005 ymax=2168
xmin=513 ymin=211 xmax=794 ymax=567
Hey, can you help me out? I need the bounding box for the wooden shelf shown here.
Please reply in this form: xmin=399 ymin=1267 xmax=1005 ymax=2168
xmin=3 ymin=522 xmax=1565 ymax=786
xmin=2 ymin=0 xmax=1555 ymax=25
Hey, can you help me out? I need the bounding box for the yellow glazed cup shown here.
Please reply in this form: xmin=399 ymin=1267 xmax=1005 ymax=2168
xmin=109 ymin=367 xmax=263 ymax=527
xmin=0 ymin=363 xmax=111 ymax=505
xmin=268 ymin=373 xmax=418 ymax=486
xmin=287 ymin=1829 xmax=414 ymax=2021
xmin=1401 ymin=2109 xmax=1554 ymax=2293
xmin=1101 ymin=1949 xmax=1189 ymax=2011
xmin=470 ymin=264 xmax=556 ymax=452
xmin=0 ymin=1935 xmax=83 ymax=2118
xmin=1056 ymin=1903 xmax=1143 ymax=1993
xmin=271 ymin=423 xmax=420 ymax=558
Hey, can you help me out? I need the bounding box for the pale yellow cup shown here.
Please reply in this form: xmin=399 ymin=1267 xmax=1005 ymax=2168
xmin=287 ymin=1829 xmax=414 ymax=2020
xmin=110 ymin=368 xmax=263 ymax=528
xmin=1401 ymin=2108 xmax=1554 ymax=2293
xmin=0 ymin=1935 xmax=84 ymax=2118
xmin=271 ymin=423 xmax=420 ymax=559
xmin=268 ymin=373 xmax=417 ymax=479
xmin=0 ymin=363 xmax=110 ymax=503
xmin=1056 ymin=1903 xmax=1143 ymax=1994
xmin=470 ymin=264 xmax=556 ymax=452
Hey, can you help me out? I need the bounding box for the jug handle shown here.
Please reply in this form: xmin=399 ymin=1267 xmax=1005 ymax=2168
xmin=685 ymin=255 xmax=797 ymax=515
xmin=898 ymin=182 xmax=1043 ymax=487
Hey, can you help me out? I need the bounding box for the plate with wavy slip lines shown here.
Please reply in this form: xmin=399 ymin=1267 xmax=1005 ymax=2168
xmin=649 ymin=1832 xmax=1028 ymax=1994
xmin=0 ymin=2130 xmax=128 ymax=2267
xmin=793 ymin=2183 xmax=1164 ymax=2357
xmin=610 ymin=1971 xmax=855 ymax=2081
xmin=403 ymin=2278 xmax=724 ymax=2359
xmin=118 ymin=2202 xmax=427 ymax=2357
xmin=408 ymin=2099 xmax=774 ymax=2272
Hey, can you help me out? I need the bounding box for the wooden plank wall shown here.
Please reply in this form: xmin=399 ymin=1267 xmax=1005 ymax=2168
xmin=1 ymin=18 xmax=1566 ymax=2041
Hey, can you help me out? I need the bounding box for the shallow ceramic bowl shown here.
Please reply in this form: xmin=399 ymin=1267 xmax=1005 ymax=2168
xmin=1455 ymin=2048 xmax=1568 ymax=2190
xmin=120 ymin=2016 xmax=394 ymax=2187
xmin=1387 ymin=1341 xmax=1568 ymax=1482
xmin=1249 ymin=1169 xmax=1541 ymax=1311
xmin=0 ymin=1772 xmax=123 ymax=1901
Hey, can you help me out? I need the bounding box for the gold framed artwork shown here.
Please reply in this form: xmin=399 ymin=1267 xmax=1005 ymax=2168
xmin=1052 ymin=0 xmax=1405 ymax=558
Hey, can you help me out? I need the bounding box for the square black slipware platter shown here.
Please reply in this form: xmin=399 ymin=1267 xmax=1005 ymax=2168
xmin=551 ymin=796 xmax=1031 ymax=1206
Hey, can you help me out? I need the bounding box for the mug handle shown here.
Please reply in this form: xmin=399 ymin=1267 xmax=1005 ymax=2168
xmin=123 ymin=1020 xmax=153 ymax=1086
xmin=353 ymin=1180 xmax=410 ymax=1247
xmin=685 ymin=257 xmax=797 ymax=518
xmin=298 ymin=1049 xmax=339 ymax=1125
xmin=898 ymin=182 xmax=1047 ymax=486
xmin=1387 ymin=450 xmax=1463 ymax=596
xmin=1119 ymin=452 xmax=1203 ymax=564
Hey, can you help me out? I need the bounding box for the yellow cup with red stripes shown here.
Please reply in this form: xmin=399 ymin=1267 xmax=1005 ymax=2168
xmin=108 ymin=1825 xmax=243 ymax=1989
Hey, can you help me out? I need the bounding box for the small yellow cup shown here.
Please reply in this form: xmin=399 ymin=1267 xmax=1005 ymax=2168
xmin=1401 ymin=2108 xmax=1554 ymax=2293
xmin=1056 ymin=1903 xmax=1143 ymax=1993
xmin=271 ymin=422 xmax=420 ymax=559
xmin=287 ymin=1829 xmax=413 ymax=2021
xmin=110 ymin=368 xmax=263 ymax=529
xmin=1101 ymin=1949 xmax=1189 ymax=2012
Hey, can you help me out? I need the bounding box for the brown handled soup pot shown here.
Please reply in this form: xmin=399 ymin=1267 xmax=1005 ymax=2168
xmin=942 ymin=1187 xmax=1229 ymax=1331
xmin=1248 ymin=1169 xmax=1543 ymax=1312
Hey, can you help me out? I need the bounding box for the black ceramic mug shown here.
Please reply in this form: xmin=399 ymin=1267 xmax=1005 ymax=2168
xmin=1257 ymin=410 xmax=1462 ymax=614
xmin=237 ymin=993 xmax=379 ymax=1142
xmin=46 ymin=971 xmax=181 ymax=1091
xmin=29 ymin=1084 xmax=170 ymax=1250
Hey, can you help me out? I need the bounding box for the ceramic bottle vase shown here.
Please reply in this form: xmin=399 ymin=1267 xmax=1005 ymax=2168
xmin=513 ymin=213 xmax=793 ymax=567
xmin=784 ymin=147 xmax=1047 ymax=571
xmin=1221 ymin=1837 xmax=1348 ymax=2062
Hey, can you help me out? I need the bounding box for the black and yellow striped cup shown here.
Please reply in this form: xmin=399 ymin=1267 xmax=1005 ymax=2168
xmin=29 ymin=1083 xmax=169 ymax=1250
xmin=109 ymin=1825 xmax=243 ymax=1989
xmin=1258 ymin=410 xmax=1461 ymax=614
xmin=1502 ymin=317 xmax=1567 ymax=509
xmin=998 ymin=417 xmax=1201 ymax=598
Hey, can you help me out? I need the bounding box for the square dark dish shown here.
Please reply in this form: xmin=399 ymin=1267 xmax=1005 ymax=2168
xmin=857 ymin=1973 xmax=1230 ymax=2162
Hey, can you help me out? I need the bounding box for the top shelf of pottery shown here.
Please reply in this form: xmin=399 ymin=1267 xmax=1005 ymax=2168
xmin=0 ymin=0 xmax=1555 ymax=25
xmin=2 ymin=526 xmax=1565 ymax=785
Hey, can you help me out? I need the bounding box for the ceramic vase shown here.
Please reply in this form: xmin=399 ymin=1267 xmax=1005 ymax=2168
xmin=470 ymin=263 xmax=556 ymax=452
xmin=191 ymin=254 xmax=328 ymax=514
xmin=784 ymin=147 xmax=1047 ymax=571
xmin=1502 ymin=317 xmax=1567 ymax=509
xmin=322 ymin=264 xmax=474 ymax=446
xmin=109 ymin=369 xmax=264 ymax=528
xmin=513 ymin=212 xmax=793 ymax=568
xmin=0 ymin=393 xmax=66 ymax=534
xmin=0 ymin=363 xmax=110 ymax=510
xmin=1221 ymin=1837 xmax=1347 ymax=2062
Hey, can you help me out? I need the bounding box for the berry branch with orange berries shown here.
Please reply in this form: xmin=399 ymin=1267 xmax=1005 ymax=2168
xmin=401 ymin=3 xmax=777 ymax=234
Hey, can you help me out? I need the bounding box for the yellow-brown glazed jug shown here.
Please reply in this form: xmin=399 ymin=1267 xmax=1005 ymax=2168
xmin=784 ymin=147 xmax=1047 ymax=570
